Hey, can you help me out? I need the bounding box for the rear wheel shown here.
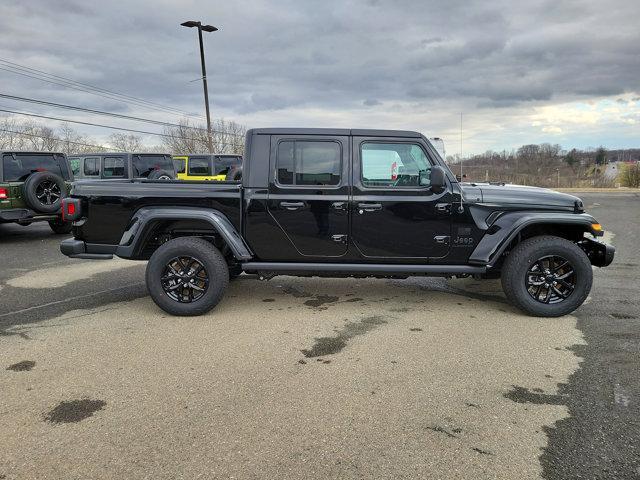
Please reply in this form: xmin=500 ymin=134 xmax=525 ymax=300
xmin=146 ymin=237 xmax=229 ymax=316
xmin=501 ymin=235 xmax=592 ymax=317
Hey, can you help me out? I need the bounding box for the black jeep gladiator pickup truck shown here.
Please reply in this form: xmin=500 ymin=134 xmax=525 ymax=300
xmin=61 ymin=128 xmax=614 ymax=317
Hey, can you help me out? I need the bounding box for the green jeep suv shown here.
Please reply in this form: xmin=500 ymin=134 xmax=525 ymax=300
xmin=0 ymin=151 xmax=73 ymax=234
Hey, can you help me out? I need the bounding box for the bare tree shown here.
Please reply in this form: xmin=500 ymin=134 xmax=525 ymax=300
xmin=109 ymin=133 xmax=143 ymax=151
xmin=162 ymin=117 xmax=246 ymax=155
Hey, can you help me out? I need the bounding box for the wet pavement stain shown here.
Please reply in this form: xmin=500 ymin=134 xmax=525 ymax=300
xmin=6 ymin=360 xmax=35 ymax=371
xmin=409 ymin=328 xmax=423 ymax=332
xmin=44 ymin=399 xmax=106 ymax=424
xmin=610 ymin=313 xmax=637 ymax=319
xmin=472 ymin=447 xmax=494 ymax=456
xmin=342 ymin=297 xmax=363 ymax=303
xmin=300 ymin=316 xmax=387 ymax=358
xmin=465 ymin=402 xmax=481 ymax=408
xmin=281 ymin=286 xmax=313 ymax=298
xmin=504 ymin=385 xmax=566 ymax=406
xmin=427 ymin=425 xmax=459 ymax=438
xmin=262 ymin=298 xmax=275 ymax=302
xmin=303 ymin=295 xmax=340 ymax=309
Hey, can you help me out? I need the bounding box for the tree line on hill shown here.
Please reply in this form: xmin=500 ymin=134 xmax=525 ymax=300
xmin=446 ymin=143 xmax=640 ymax=188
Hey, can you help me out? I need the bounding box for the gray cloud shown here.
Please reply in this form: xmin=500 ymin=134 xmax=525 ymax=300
xmin=0 ymin=0 xmax=638 ymax=152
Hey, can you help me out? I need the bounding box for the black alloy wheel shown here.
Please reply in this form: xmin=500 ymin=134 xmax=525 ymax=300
xmin=161 ymin=256 xmax=209 ymax=303
xmin=500 ymin=235 xmax=593 ymax=317
xmin=525 ymin=255 xmax=576 ymax=304
xmin=35 ymin=179 xmax=61 ymax=207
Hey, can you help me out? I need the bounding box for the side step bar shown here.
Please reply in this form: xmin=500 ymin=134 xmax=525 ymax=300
xmin=241 ymin=262 xmax=486 ymax=275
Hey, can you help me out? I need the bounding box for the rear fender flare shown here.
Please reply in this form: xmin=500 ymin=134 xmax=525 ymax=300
xmin=115 ymin=206 xmax=252 ymax=260
xmin=469 ymin=211 xmax=597 ymax=267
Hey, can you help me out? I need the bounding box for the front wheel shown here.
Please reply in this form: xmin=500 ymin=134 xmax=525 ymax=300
xmin=146 ymin=237 xmax=229 ymax=316
xmin=501 ymin=235 xmax=593 ymax=317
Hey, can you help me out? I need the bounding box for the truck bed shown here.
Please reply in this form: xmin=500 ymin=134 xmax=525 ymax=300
xmin=72 ymin=179 xmax=242 ymax=245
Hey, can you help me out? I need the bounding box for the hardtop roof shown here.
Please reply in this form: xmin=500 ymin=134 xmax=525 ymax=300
xmin=248 ymin=128 xmax=422 ymax=138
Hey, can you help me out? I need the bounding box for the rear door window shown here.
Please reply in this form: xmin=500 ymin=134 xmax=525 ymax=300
xmin=83 ymin=157 xmax=100 ymax=176
xmin=132 ymin=155 xmax=175 ymax=178
xmin=103 ymin=157 xmax=125 ymax=178
xmin=2 ymin=153 xmax=65 ymax=182
xmin=276 ymin=141 xmax=341 ymax=186
xmin=188 ymin=157 xmax=211 ymax=176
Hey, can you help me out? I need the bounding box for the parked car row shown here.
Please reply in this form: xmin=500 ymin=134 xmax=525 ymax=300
xmin=0 ymin=151 xmax=242 ymax=233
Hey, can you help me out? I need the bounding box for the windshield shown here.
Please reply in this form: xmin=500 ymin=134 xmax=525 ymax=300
xmin=2 ymin=153 xmax=66 ymax=182
xmin=132 ymin=155 xmax=175 ymax=178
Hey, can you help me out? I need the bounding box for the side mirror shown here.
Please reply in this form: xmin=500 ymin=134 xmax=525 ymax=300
xmin=426 ymin=166 xmax=446 ymax=192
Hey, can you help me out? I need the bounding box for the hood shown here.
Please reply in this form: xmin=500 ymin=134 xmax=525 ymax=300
xmin=461 ymin=183 xmax=583 ymax=210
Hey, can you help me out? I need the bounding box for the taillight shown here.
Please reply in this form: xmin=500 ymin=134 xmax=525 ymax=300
xmin=0 ymin=188 xmax=7 ymax=199
xmin=61 ymin=198 xmax=81 ymax=221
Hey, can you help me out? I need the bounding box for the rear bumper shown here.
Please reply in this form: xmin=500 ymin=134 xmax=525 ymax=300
xmin=1 ymin=208 xmax=33 ymax=222
xmin=581 ymin=238 xmax=615 ymax=267
xmin=60 ymin=238 xmax=115 ymax=260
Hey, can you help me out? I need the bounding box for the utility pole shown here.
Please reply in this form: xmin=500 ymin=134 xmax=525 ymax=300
xmin=181 ymin=20 xmax=218 ymax=153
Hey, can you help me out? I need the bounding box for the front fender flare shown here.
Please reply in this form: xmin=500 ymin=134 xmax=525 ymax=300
xmin=115 ymin=206 xmax=252 ymax=260
xmin=469 ymin=211 xmax=597 ymax=267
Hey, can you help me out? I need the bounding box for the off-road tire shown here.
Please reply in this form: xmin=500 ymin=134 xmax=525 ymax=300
xmin=23 ymin=171 xmax=67 ymax=214
xmin=146 ymin=237 xmax=229 ymax=316
xmin=501 ymin=235 xmax=592 ymax=317
xmin=49 ymin=220 xmax=73 ymax=234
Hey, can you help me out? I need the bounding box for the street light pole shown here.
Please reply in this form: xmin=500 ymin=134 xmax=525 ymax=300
xmin=181 ymin=20 xmax=218 ymax=154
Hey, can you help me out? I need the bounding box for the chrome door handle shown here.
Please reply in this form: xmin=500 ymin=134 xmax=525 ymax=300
xmin=280 ymin=201 xmax=304 ymax=211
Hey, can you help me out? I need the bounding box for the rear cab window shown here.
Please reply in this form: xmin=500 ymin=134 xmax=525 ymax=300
xmin=132 ymin=155 xmax=175 ymax=178
xmin=2 ymin=153 xmax=67 ymax=182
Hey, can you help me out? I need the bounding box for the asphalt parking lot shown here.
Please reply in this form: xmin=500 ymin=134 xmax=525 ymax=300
xmin=1 ymin=192 xmax=639 ymax=479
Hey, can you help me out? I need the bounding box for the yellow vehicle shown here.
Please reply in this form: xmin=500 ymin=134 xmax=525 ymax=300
xmin=172 ymin=154 xmax=242 ymax=182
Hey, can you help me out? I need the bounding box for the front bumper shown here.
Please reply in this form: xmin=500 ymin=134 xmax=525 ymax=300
xmin=581 ymin=238 xmax=615 ymax=267
xmin=60 ymin=238 xmax=115 ymax=260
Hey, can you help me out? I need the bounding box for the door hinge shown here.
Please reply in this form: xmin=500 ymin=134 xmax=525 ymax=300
xmin=434 ymin=235 xmax=450 ymax=245
xmin=332 ymin=234 xmax=348 ymax=244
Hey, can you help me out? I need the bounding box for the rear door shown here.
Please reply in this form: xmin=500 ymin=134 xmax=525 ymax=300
xmin=267 ymin=135 xmax=349 ymax=258
xmin=351 ymin=136 xmax=453 ymax=259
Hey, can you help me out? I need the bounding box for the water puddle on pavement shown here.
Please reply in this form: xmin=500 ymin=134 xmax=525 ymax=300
xmin=300 ymin=315 xmax=387 ymax=358
xmin=44 ymin=399 xmax=106 ymax=424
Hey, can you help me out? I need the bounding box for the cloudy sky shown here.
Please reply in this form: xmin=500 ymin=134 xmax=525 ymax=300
xmin=1 ymin=0 xmax=638 ymax=155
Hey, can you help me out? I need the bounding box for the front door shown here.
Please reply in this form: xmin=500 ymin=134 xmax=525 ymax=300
xmin=351 ymin=137 xmax=452 ymax=259
xmin=267 ymin=135 xmax=349 ymax=258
